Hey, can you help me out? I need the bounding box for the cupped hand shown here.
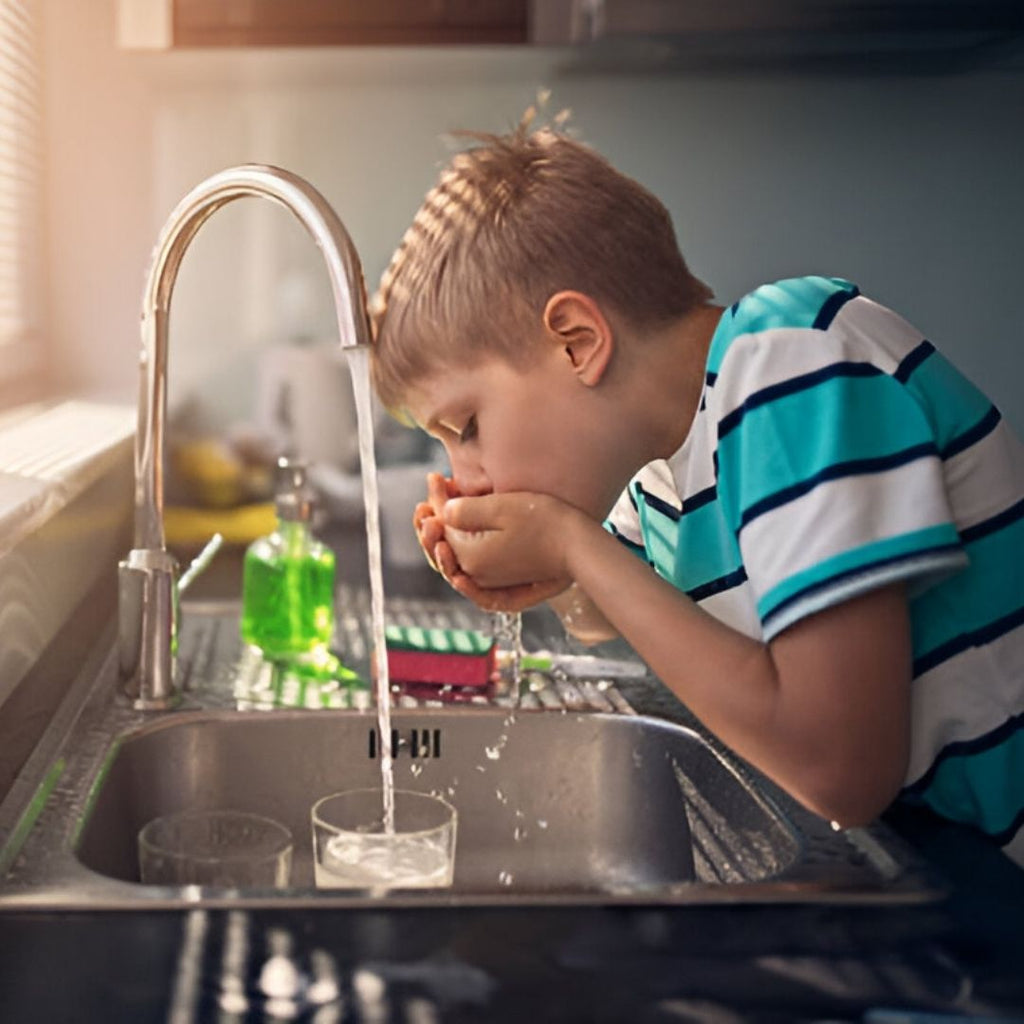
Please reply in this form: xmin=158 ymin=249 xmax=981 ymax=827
xmin=413 ymin=473 xmax=459 ymax=572
xmin=442 ymin=491 xmax=577 ymax=590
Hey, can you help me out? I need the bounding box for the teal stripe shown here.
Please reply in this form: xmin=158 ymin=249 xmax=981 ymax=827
xmin=717 ymin=373 xmax=934 ymax=529
xmin=673 ymin=500 xmax=743 ymax=590
xmin=758 ymin=523 xmax=962 ymax=622
xmin=902 ymin=347 xmax=993 ymax=452
xmin=919 ymin=724 xmax=1024 ymax=838
xmin=638 ymin=502 xmax=680 ymax=577
xmin=708 ymin=276 xmax=856 ymax=374
xmin=911 ymin=512 xmax=1024 ymax=661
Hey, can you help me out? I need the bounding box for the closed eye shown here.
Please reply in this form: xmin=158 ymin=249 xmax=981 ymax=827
xmin=458 ymin=416 xmax=478 ymax=443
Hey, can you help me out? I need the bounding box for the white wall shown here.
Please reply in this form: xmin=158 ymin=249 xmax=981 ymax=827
xmin=43 ymin=1 xmax=1024 ymax=433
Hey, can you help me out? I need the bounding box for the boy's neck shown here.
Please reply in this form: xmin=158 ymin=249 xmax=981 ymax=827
xmin=635 ymin=303 xmax=722 ymax=460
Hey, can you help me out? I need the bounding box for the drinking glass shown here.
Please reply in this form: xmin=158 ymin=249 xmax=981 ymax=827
xmin=138 ymin=809 xmax=293 ymax=887
xmin=311 ymin=789 xmax=457 ymax=891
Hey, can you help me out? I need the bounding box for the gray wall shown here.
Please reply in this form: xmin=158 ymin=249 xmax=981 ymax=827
xmin=44 ymin=3 xmax=1024 ymax=432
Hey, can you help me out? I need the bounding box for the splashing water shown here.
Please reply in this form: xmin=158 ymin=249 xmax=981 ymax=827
xmin=347 ymin=348 xmax=394 ymax=831
xmin=494 ymin=611 xmax=523 ymax=702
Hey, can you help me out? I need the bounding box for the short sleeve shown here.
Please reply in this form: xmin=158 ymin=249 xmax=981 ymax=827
xmin=711 ymin=313 xmax=968 ymax=641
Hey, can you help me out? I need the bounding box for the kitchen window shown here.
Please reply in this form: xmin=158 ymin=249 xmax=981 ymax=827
xmin=0 ymin=0 xmax=44 ymax=409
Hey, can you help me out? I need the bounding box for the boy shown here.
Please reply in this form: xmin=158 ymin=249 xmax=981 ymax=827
xmin=370 ymin=122 xmax=1024 ymax=867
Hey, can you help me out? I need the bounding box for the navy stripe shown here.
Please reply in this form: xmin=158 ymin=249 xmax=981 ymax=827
xmin=681 ymin=484 xmax=717 ymax=515
xmin=738 ymin=443 xmax=939 ymax=531
xmin=811 ymin=284 xmax=860 ymax=330
xmin=903 ymin=711 xmax=1024 ymax=798
xmin=688 ymin=567 xmax=747 ymax=603
xmin=763 ymin=540 xmax=963 ymax=634
xmin=706 ymin=371 xmax=718 ymax=388
xmin=637 ymin=485 xmax=682 ymax=522
xmin=960 ymin=495 xmax=1024 ymax=546
xmin=894 ymin=339 xmax=936 ymax=384
xmin=994 ymin=805 xmax=1024 ymax=848
xmin=718 ymin=362 xmax=883 ymax=441
xmin=940 ymin=404 xmax=1001 ymax=460
xmin=913 ymin=603 xmax=1024 ymax=677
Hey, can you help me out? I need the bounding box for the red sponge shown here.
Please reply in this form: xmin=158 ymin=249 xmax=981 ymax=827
xmin=384 ymin=625 xmax=496 ymax=688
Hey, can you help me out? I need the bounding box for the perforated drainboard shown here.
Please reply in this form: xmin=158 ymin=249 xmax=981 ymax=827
xmin=180 ymin=587 xmax=640 ymax=715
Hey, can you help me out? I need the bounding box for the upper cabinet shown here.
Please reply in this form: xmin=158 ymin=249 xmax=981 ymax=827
xmin=117 ymin=0 xmax=1024 ymax=72
xmin=117 ymin=0 xmax=529 ymax=49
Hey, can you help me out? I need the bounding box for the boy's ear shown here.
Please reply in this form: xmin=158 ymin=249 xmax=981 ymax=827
xmin=542 ymin=291 xmax=614 ymax=387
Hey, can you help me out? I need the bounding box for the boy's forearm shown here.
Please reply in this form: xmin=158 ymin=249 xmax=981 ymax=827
xmin=548 ymin=584 xmax=619 ymax=645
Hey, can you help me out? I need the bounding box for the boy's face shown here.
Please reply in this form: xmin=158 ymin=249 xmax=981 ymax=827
xmin=403 ymin=350 xmax=633 ymax=521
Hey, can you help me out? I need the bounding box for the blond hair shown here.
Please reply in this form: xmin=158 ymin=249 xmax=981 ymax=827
xmin=370 ymin=120 xmax=712 ymax=413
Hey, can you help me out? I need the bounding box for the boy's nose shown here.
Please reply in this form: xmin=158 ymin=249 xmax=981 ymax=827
xmin=449 ymin=453 xmax=492 ymax=497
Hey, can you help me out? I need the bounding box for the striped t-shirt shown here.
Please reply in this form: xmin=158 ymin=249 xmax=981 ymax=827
xmin=605 ymin=276 xmax=1024 ymax=865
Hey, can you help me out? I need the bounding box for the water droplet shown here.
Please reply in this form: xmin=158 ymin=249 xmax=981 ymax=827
xmin=513 ymin=826 xmax=527 ymax=842
xmin=485 ymin=746 xmax=501 ymax=760
xmin=537 ymin=819 xmax=549 ymax=830
xmin=410 ymin=763 xmax=423 ymax=777
xmin=495 ymin=788 xmax=508 ymax=804
xmin=498 ymin=870 xmax=514 ymax=887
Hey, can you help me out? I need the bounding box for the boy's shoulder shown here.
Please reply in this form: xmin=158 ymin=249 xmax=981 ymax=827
xmin=708 ymin=275 xmax=860 ymax=375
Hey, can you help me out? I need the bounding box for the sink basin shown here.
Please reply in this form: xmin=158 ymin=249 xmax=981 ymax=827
xmin=76 ymin=709 xmax=794 ymax=896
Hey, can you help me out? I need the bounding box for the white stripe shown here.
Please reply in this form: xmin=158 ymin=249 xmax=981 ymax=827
xmin=762 ymin=550 xmax=967 ymax=642
xmin=905 ymin=624 xmax=1024 ymax=785
xmin=636 ymin=459 xmax=682 ymax=513
xmin=699 ymin=582 xmax=763 ymax=640
xmin=711 ymin=297 xmax=924 ymax=422
xmin=1000 ymin=826 xmax=1024 ymax=869
xmin=741 ymin=458 xmax=956 ymax=603
xmin=944 ymin=420 xmax=1024 ymax=532
xmin=667 ymin=407 xmax=717 ymax=496
xmin=829 ymin=295 xmax=926 ymax=372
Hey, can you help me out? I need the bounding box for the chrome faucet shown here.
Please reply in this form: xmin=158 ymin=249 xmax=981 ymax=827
xmin=119 ymin=165 xmax=373 ymax=709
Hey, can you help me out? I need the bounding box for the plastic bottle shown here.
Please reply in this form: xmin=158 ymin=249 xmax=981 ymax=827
xmin=240 ymin=457 xmax=336 ymax=661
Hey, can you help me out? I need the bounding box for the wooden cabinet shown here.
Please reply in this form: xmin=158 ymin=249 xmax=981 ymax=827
xmin=118 ymin=0 xmax=529 ymax=49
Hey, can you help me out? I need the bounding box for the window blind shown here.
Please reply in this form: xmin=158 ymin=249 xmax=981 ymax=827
xmin=0 ymin=0 xmax=43 ymax=400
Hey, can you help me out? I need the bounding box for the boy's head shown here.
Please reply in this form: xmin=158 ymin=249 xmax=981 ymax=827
xmin=370 ymin=121 xmax=712 ymax=416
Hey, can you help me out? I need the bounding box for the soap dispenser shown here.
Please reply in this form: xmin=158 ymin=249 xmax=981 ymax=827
xmin=241 ymin=457 xmax=336 ymax=661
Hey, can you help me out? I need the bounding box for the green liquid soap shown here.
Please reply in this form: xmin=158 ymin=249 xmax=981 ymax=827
xmin=240 ymin=459 xmax=337 ymax=661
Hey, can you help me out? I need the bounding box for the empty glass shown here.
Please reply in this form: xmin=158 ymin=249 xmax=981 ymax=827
xmin=138 ymin=809 xmax=293 ymax=887
xmin=311 ymin=789 xmax=457 ymax=891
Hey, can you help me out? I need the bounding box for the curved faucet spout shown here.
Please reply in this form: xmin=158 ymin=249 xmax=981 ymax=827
xmin=120 ymin=165 xmax=373 ymax=709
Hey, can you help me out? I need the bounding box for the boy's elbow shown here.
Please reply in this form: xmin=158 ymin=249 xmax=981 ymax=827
xmin=792 ymin=759 xmax=905 ymax=830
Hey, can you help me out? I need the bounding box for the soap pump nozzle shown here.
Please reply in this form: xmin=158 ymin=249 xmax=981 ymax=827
xmin=274 ymin=456 xmax=315 ymax=523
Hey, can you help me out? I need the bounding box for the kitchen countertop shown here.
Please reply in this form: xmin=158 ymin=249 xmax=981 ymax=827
xmin=1 ymin=550 xmax=1023 ymax=1021
xmin=2 ymin=673 xmax=1023 ymax=1022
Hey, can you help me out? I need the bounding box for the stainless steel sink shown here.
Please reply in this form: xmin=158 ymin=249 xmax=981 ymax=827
xmin=0 ymin=595 xmax=943 ymax=910
xmin=77 ymin=709 xmax=792 ymax=895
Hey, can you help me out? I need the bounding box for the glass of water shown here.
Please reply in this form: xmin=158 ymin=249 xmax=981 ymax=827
xmin=311 ymin=789 xmax=457 ymax=891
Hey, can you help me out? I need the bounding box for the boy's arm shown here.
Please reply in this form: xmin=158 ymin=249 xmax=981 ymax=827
xmin=444 ymin=493 xmax=912 ymax=828
xmin=547 ymin=584 xmax=619 ymax=645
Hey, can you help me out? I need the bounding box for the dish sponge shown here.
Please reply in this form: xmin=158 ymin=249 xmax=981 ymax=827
xmin=384 ymin=625 xmax=496 ymax=688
